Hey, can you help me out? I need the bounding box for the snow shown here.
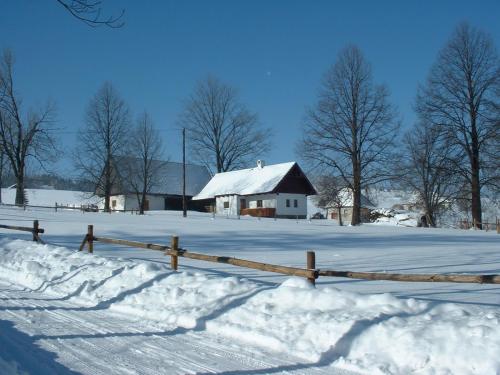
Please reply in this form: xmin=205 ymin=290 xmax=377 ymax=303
xmin=1 ymin=188 xmax=100 ymax=207
xmin=0 ymin=239 xmax=499 ymax=374
xmin=193 ymin=161 xmax=296 ymax=199
xmin=0 ymin=197 xmax=499 ymax=374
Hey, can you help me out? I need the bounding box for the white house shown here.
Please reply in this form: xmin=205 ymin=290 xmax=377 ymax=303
xmin=192 ymin=161 xmax=317 ymax=219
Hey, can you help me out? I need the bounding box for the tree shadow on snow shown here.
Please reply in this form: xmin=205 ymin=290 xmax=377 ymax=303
xmin=0 ymin=319 xmax=81 ymax=375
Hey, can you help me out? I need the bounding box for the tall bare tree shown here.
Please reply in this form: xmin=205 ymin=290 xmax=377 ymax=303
xmin=301 ymin=45 xmax=399 ymax=225
xmin=75 ymin=82 xmax=130 ymax=211
xmin=179 ymin=76 xmax=271 ymax=174
xmin=122 ymin=112 xmax=165 ymax=215
xmin=56 ymin=0 xmax=124 ymax=27
xmin=400 ymin=122 xmax=460 ymax=227
xmin=417 ymin=22 xmax=500 ymax=229
xmin=0 ymin=50 xmax=57 ymax=205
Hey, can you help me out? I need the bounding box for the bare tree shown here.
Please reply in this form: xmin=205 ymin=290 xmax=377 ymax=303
xmin=75 ymin=82 xmax=130 ymax=211
xmin=56 ymin=0 xmax=124 ymax=27
xmin=417 ymin=22 xmax=500 ymax=229
xmin=301 ymin=45 xmax=399 ymax=225
xmin=0 ymin=148 xmax=10 ymax=203
xmin=315 ymin=176 xmax=349 ymax=226
xmin=0 ymin=50 xmax=57 ymax=205
xmin=122 ymin=112 xmax=165 ymax=215
xmin=179 ymin=76 xmax=271 ymax=174
xmin=400 ymin=122 xmax=460 ymax=227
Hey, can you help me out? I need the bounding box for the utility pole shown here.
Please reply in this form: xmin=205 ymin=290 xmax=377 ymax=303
xmin=182 ymin=128 xmax=187 ymax=218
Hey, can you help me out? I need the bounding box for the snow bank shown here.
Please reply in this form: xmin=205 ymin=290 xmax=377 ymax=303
xmin=209 ymin=277 xmax=500 ymax=374
xmin=1 ymin=239 xmax=499 ymax=374
xmin=0 ymin=239 xmax=258 ymax=329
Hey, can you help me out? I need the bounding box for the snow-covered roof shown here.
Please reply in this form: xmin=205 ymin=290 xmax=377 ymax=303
xmin=193 ymin=162 xmax=297 ymax=200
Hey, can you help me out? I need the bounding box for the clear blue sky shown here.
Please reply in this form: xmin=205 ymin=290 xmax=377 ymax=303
xmin=1 ymin=1 xmax=499 ymax=176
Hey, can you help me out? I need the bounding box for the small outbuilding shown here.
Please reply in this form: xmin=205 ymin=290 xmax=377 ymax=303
xmin=192 ymin=161 xmax=317 ymax=219
xmin=326 ymin=188 xmax=376 ymax=223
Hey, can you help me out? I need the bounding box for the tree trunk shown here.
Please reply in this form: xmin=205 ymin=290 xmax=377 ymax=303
xmin=103 ymin=157 xmax=112 ymax=212
xmin=470 ymin=162 xmax=482 ymax=229
xmin=15 ymin=172 xmax=24 ymax=206
xmin=337 ymin=207 xmax=343 ymax=226
xmin=351 ymin=168 xmax=362 ymax=225
xmin=140 ymin=190 xmax=146 ymax=215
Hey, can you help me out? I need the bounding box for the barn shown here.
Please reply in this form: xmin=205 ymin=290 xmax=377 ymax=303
xmin=99 ymin=158 xmax=211 ymax=211
xmin=193 ymin=161 xmax=317 ymax=219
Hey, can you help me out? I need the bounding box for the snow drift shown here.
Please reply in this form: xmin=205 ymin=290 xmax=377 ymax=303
xmin=0 ymin=239 xmax=499 ymax=374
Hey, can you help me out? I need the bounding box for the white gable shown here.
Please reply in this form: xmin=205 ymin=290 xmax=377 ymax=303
xmin=325 ymin=188 xmax=376 ymax=209
xmin=193 ymin=162 xmax=296 ymax=200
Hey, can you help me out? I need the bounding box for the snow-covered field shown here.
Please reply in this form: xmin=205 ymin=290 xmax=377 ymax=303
xmin=0 ymin=203 xmax=499 ymax=374
xmin=1 ymin=188 xmax=99 ymax=207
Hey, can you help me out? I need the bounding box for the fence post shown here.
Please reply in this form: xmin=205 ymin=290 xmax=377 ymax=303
xmin=171 ymin=235 xmax=179 ymax=270
xmin=87 ymin=225 xmax=94 ymax=253
xmin=307 ymin=251 xmax=316 ymax=286
xmin=33 ymin=220 xmax=39 ymax=242
xmin=55 ymin=202 xmax=57 ymax=212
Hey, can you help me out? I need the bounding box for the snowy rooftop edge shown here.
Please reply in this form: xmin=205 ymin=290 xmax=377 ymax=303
xmin=192 ymin=161 xmax=297 ymax=200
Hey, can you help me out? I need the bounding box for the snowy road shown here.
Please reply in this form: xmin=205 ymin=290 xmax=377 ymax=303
xmin=0 ymin=282 xmax=357 ymax=375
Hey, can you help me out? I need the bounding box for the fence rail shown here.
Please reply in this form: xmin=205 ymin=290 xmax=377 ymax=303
xmin=318 ymin=269 xmax=500 ymax=284
xmin=0 ymin=220 xmax=45 ymax=243
xmin=1 ymin=219 xmax=499 ymax=285
xmin=78 ymin=224 xmax=500 ymax=285
xmin=80 ymin=225 xmax=318 ymax=282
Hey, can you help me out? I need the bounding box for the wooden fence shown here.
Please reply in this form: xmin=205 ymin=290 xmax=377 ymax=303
xmin=1 ymin=220 xmax=499 ymax=285
xmin=76 ymin=224 xmax=500 ymax=285
xmin=0 ymin=220 xmax=45 ymax=243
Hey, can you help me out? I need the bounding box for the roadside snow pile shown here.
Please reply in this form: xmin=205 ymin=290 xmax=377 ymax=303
xmin=209 ymin=277 xmax=500 ymax=374
xmin=0 ymin=238 xmax=259 ymax=329
xmin=1 ymin=239 xmax=500 ymax=374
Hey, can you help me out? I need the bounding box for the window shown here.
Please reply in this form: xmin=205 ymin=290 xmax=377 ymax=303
xmin=286 ymin=199 xmax=290 ymax=207
xmin=257 ymin=200 xmax=263 ymax=208
xmin=223 ymin=201 xmax=229 ymax=209
xmin=240 ymin=199 xmax=246 ymax=209
xmin=294 ymin=199 xmax=298 ymax=208
xmin=112 ymin=200 xmax=117 ymax=208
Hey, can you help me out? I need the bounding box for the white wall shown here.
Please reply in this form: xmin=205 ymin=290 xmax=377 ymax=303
xmin=216 ymin=193 xmax=308 ymax=218
xmin=245 ymin=194 xmax=276 ymax=209
xmin=275 ymin=193 xmax=307 ymax=217
xmin=216 ymin=195 xmax=240 ymax=216
xmin=103 ymin=195 xmax=165 ymax=211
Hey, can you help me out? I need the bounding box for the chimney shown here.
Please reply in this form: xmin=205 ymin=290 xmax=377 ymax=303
xmin=257 ymin=160 xmax=265 ymax=169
